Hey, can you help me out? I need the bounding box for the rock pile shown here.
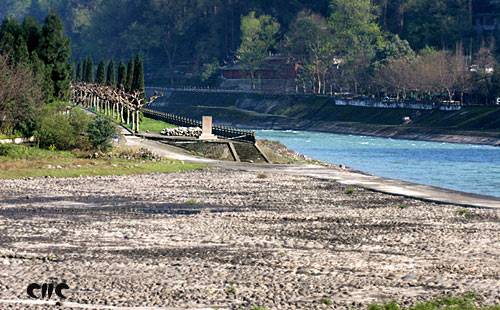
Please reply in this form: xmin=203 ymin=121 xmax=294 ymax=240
xmin=161 ymin=127 xmax=202 ymax=137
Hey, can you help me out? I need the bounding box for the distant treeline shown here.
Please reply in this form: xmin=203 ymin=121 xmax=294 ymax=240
xmin=0 ymin=0 xmax=498 ymax=84
xmin=74 ymin=55 xmax=145 ymax=93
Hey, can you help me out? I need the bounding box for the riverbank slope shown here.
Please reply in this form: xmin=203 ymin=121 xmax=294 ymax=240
xmin=148 ymin=90 xmax=500 ymax=146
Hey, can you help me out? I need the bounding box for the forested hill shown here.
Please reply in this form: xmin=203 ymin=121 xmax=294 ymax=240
xmin=1 ymin=0 xmax=499 ymax=85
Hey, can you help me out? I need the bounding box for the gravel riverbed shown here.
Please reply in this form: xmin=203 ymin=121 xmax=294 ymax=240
xmin=0 ymin=168 xmax=499 ymax=309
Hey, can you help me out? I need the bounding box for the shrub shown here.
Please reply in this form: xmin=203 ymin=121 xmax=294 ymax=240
xmin=36 ymin=103 xmax=91 ymax=150
xmin=86 ymin=116 xmax=116 ymax=151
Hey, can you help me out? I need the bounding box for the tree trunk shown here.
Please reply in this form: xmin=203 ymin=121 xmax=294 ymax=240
xmin=131 ymin=111 xmax=135 ymax=133
xmin=136 ymin=110 xmax=140 ymax=133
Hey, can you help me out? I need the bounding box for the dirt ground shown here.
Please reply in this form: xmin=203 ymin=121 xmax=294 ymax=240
xmin=0 ymin=168 xmax=499 ymax=309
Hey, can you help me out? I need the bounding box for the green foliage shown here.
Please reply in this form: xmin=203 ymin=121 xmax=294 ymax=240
xmin=320 ymin=298 xmax=333 ymax=306
xmin=368 ymin=302 xmax=401 ymax=310
xmin=96 ymin=60 xmax=106 ymax=84
xmin=38 ymin=12 xmax=72 ymax=100
xmin=139 ymin=117 xmax=176 ymax=133
xmin=373 ymin=34 xmax=415 ymax=68
xmin=125 ymin=59 xmax=134 ymax=91
xmin=84 ymin=56 xmax=93 ymax=82
xmin=237 ymin=11 xmax=280 ymax=89
xmin=106 ymin=59 xmax=116 ymax=86
xmin=132 ymin=55 xmax=144 ymax=92
xmin=117 ymin=61 xmax=127 ymax=89
xmin=0 ymin=144 xmax=205 ymax=180
xmin=86 ymin=116 xmax=116 ymax=151
xmin=36 ymin=103 xmax=91 ymax=150
xmin=201 ymin=60 xmax=219 ymax=83
xmin=368 ymin=293 xmax=499 ymax=310
xmin=0 ymin=143 xmax=73 ymax=161
xmin=75 ymin=60 xmax=82 ymax=81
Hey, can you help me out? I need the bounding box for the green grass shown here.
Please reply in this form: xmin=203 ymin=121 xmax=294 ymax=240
xmin=139 ymin=117 xmax=177 ymax=133
xmin=345 ymin=186 xmax=355 ymax=195
xmin=369 ymin=293 xmax=500 ymax=310
xmin=0 ymin=144 xmax=204 ymax=179
xmin=457 ymin=208 xmax=473 ymax=219
xmin=321 ymin=297 xmax=333 ymax=306
xmin=0 ymin=133 xmax=22 ymax=140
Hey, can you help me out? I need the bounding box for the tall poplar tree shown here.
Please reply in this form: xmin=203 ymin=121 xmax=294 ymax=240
xmin=117 ymin=61 xmax=127 ymax=89
xmin=106 ymin=60 xmax=116 ymax=86
xmin=84 ymin=56 xmax=93 ymax=83
xmin=76 ymin=60 xmax=82 ymax=81
xmin=125 ymin=59 xmax=134 ymax=91
xmin=132 ymin=55 xmax=144 ymax=92
xmin=96 ymin=61 xmax=106 ymax=84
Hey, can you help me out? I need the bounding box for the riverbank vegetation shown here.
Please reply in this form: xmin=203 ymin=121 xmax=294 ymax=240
xmin=368 ymin=293 xmax=500 ymax=310
xmin=0 ymin=143 xmax=204 ymax=179
xmin=139 ymin=117 xmax=177 ymax=134
xmin=0 ymin=12 xmax=71 ymax=138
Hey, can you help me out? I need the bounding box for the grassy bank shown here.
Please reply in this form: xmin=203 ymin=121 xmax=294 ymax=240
xmin=140 ymin=116 xmax=177 ymax=133
xmin=0 ymin=144 xmax=204 ymax=179
xmin=369 ymin=293 xmax=500 ymax=310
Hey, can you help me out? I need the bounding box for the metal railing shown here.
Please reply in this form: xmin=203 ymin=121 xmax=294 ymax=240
xmin=142 ymin=108 xmax=256 ymax=143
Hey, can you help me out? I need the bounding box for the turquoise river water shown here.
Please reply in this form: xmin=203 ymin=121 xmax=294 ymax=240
xmin=256 ymin=130 xmax=500 ymax=198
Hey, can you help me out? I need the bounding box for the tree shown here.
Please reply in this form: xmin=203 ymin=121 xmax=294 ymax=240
xmin=125 ymin=58 xmax=134 ymax=91
xmin=37 ymin=12 xmax=72 ymax=100
xmin=96 ymin=61 xmax=106 ymax=84
xmin=0 ymin=54 xmax=43 ymax=135
xmin=328 ymin=0 xmax=384 ymax=93
xmin=22 ymin=16 xmax=41 ymax=54
xmin=237 ymin=11 xmax=280 ymax=90
xmin=106 ymin=60 xmax=115 ymax=86
xmin=286 ymin=11 xmax=338 ymax=94
xmin=84 ymin=56 xmax=93 ymax=82
xmin=0 ymin=17 xmax=29 ymax=65
xmin=117 ymin=61 xmax=127 ymax=89
xmin=132 ymin=55 xmax=144 ymax=92
xmin=76 ymin=60 xmax=82 ymax=81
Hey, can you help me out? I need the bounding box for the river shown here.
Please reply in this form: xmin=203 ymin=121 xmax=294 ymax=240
xmin=256 ymin=130 xmax=500 ymax=198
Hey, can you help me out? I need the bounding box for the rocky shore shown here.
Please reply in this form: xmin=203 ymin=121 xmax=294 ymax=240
xmin=0 ymin=169 xmax=499 ymax=309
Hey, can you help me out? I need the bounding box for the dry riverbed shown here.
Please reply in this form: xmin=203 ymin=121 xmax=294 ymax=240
xmin=0 ymin=168 xmax=499 ymax=309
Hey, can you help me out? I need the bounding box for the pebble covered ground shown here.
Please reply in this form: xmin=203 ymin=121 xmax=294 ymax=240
xmin=0 ymin=168 xmax=499 ymax=309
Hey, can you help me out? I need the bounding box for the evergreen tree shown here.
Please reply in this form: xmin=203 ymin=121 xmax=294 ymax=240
xmin=81 ymin=58 xmax=87 ymax=82
xmin=30 ymin=51 xmax=53 ymax=100
xmin=125 ymin=58 xmax=134 ymax=91
xmin=117 ymin=61 xmax=127 ymax=89
xmin=106 ymin=60 xmax=116 ymax=86
xmin=22 ymin=16 xmax=41 ymax=54
xmin=132 ymin=55 xmax=144 ymax=92
xmin=0 ymin=17 xmax=30 ymax=65
xmin=76 ymin=61 xmax=82 ymax=81
xmin=71 ymin=62 xmax=76 ymax=81
xmin=84 ymin=56 xmax=93 ymax=83
xmin=96 ymin=61 xmax=106 ymax=84
xmin=37 ymin=12 xmax=72 ymax=100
